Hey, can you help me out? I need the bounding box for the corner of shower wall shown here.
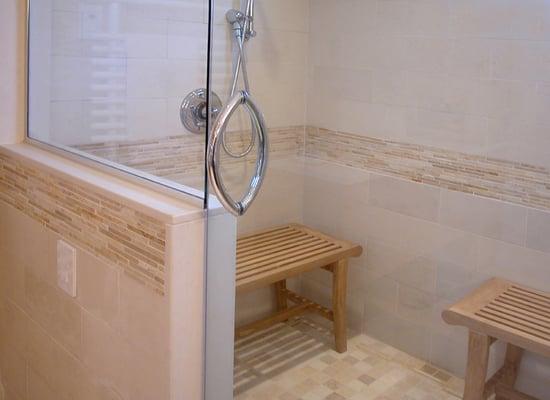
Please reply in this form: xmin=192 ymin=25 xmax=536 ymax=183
xmin=298 ymin=1 xmax=550 ymax=394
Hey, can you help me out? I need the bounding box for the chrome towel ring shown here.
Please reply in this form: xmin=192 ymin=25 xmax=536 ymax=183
xmin=207 ymin=90 xmax=268 ymax=216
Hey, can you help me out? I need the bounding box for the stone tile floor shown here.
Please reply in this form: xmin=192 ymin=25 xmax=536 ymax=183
xmin=234 ymin=317 xmax=464 ymax=400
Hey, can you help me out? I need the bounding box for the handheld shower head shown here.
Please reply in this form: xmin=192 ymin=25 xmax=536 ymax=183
xmin=243 ymin=0 xmax=256 ymax=39
xmin=226 ymin=0 xmax=256 ymax=40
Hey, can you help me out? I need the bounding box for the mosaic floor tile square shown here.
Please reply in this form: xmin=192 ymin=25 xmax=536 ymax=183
xmin=234 ymin=317 xmax=464 ymax=400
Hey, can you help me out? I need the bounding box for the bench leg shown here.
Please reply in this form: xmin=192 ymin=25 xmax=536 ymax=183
xmin=464 ymin=331 xmax=491 ymax=400
xmin=501 ymin=343 xmax=523 ymax=388
xmin=274 ymin=280 xmax=287 ymax=312
xmin=332 ymin=259 xmax=348 ymax=353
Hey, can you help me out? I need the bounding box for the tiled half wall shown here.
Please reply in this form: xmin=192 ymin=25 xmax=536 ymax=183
xmin=0 ymin=150 xmax=167 ymax=294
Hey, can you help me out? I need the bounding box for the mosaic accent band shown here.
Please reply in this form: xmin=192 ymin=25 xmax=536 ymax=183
xmin=0 ymin=150 xmax=167 ymax=294
xmin=306 ymin=127 xmax=550 ymax=212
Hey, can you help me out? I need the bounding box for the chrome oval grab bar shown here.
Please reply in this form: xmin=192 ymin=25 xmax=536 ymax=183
xmin=207 ymin=90 xmax=268 ymax=216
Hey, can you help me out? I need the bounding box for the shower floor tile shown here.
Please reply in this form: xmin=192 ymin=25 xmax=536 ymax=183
xmin=234 ymin=317 xmax=464 ymax=400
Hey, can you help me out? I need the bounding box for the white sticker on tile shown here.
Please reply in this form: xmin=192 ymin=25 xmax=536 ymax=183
xmin=57 ymin=240 xmax=77 ymax=297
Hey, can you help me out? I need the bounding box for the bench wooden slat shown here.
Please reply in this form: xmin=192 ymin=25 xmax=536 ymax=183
xmin=237 ymin=231 xmax=306 ymax=252
xmin=237 ymin=235 xmax=316 ymax=259
xmin=485 ymin=303 xmax=550 ymax=329
xmin=237 ymin=225 xmax=294 ymax=244
xmin=236 ymin=224 xmax=362 ymax=293
xmin=505 ymin=290 xmax=550 ymax=309
xmin=475 ymin=309 xmax=550 ymax=341
xmin=510 ymin=285 xmax=550 ymax=302
xmin=497 ymin=295 xmax=550 ymax=318
xmin=237 ymin=239 xmax=334 ymax=269
xmin=237 ymin=244 xmax=342 ymax=283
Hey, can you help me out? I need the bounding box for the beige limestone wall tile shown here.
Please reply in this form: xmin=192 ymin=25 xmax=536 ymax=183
xmin=477 ymin=237 xmax=550 ymax=292
xmin=347 ymin=264 xmax=369 ymax=293
xmin=392 ymin=316 xmax=432 ymax=362
xmin=439 ymin=190 xmax=527 ymax=245
xmin=239 ymin=160 xmax=305 ymax=235
xmin=430 ymin=227 xmax=479 ymax=269
xmin=310 ymin=66 xmax=372 ymax=104
xmin=28 ymin=367 xmax=63 ymax=400
xmin=486 ymin=80 xmax=534 ymax=121
xmin=491 ymin=40 xmax=550 ymax=82
xmin=400 ymin=217 xmax=447 ymax=257
xmin=448 ymin=38 xmax=492 ymax=78
xmin=236 ymin=288 xmax=275 ymax=326
xmin=526 ymin=208 xmax=550 ymax=253
xmin=82 ymin=310 xmax=167 ymax=400
xmin=0 ymin=205 xmax=28 ymax=308
xmin=24 ymin=268 xmax=82 ymax=358
xmin=347 ymin=289 xmax=366 ymax=333
xmin=116 ymin=269 xmax=170 ymax=360
xmin=397 ymin=284 xmax=434 ymax=325
xmin=368 ymin=174 xmax=440 ymax=222
xmin=0 ymin=251 xmax=25 ymax=310
xmin=0 ymin=346 xmax=26 ymax=400
xmin=371 ymin=69 xmax=413 ymax=108
xmin=25 ymin=313 xmax=85 ymax=399
xmin=435 ymin=261 xmax=489 ymax=303
xmin=81 ymin=311 xmax=124 ymax=393
xmin=1 ymin=203 xmax=57 ymax=286
xmin=76 ymin=248 xmax=119 ymax=326
xmin=255 ymin=0 xmax=309 ymax=33
xmin=0 ymin=301 xmax=27 ymax=357
xmin=390 ymin=256 xmax=437 ymax=295
xmin=450 ymin=0 xmax=549 ymax=40
xmin=3 ymin=389 xmax=23 ymax=400
xmin=429 ymin=326 xmax=468 ymax=377
xmin=408 ymin=109 xmax=489 ymax=156
xmin=363 ymin=207 xmax=404 ymax=248
xmin=24 ymin=310 xmax=124 ymax=400
xmin=364 ymin=276 xmax=398 ymax=319
xmin=403 ymin=37 xmax=451 ymax=74
xmin=364 ymin=309 xmax=431 ymax=362
xmin=364 ymin=239 xmax=411 ymax=283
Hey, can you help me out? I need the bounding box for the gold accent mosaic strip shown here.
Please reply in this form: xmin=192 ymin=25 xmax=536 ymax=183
xmin=77 ymin=126 xmax=305 ymax=184
xmin=0 ymin=150 xmax=166 ymax=294
xmin=306 ymin=127 xmax=550 ymax=212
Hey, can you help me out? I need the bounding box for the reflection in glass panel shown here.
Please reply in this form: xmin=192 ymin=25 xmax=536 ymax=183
xmin=28 ymin=0 xmax=209 ymax=196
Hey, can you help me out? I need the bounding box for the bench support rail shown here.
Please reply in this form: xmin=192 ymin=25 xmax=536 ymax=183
xmin=236 ymin=261 xmax=349 ymax=352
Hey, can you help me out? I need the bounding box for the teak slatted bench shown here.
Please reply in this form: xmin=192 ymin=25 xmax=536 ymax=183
xmin=442 ymin=278 xmax=550 ymax=400
xmin=235 ymin=223 xmax=363 ymax=353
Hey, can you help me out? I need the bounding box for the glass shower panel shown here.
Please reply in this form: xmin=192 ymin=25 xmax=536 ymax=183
xmin=206 ymin=0 xmax=550 ymax=399
xmin=27 ymin=0 xmax=210 ymax=198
